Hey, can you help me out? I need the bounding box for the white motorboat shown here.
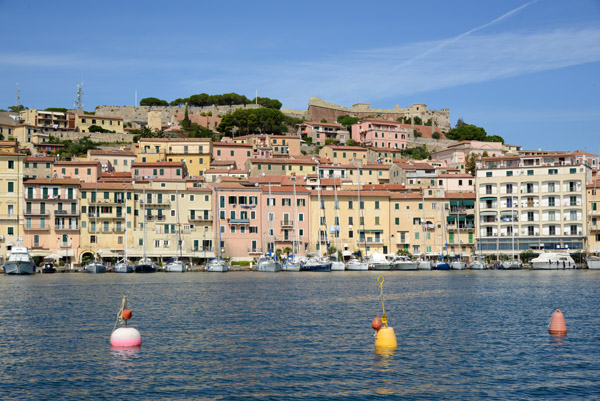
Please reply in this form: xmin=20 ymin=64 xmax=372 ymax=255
xmin=587 ymin=255 xmax=600 ymax=270
xmin=531 ymin=251 xmax=576 ymax=270
xmin=392 ymin=255 xmax=418 ymax=270
xmin=206 ymin=259 xmax=229 ymax=272
xmin=451 ymin=258 xmax=466 ymax=270
xmin=165 ymin=259 xmax=186 ymax=272
xmin=367 ymin=253 xmax=392 ymax=270
xmin=501 ymin=260 xmax=521 ymax=270
xmin=114 ymin=260 xmax=133 ymax=273
xmin=346 ymin=257 xmax=368 ymax=271
xmin=469 ymin=259 xmax=487 ymax=270
xmin=4 ymin=245 xmax=35 ymax=275
xmin=417 ymin=259 xmax=433 ymax=270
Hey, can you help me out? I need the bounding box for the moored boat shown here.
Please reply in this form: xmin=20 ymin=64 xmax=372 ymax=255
xmin=282 ymin=257 xmax=302 ymax=271
xmin=84 ymin=261 xmax=107 ymax=273
xmin=206 ymin=259 xmax=229 ymax=272
xmin=4 ymin=246 xmax=35 ymax=275
xmin=469 ymin=258 xmax=487 ymax=270
xmin=501 ymin=260 xmax=521 ymax=270
xmin=133 ymin=258 xmax=156 ymax=273
xmin=417 ymin=259 xmax=433 ymax=270
xmin=367 ymin=253 xmax=391 ymax=270
xmin=42 ymin=262 xmax=56 ymax=274
xmin=587 ymin=255 xmax=600 ymax=270
xmin=114 ymin=260 xmax=133 ymax=273
xmin=165 ymin=259 xmax=186 ymax=273
xmin=392 ymin=255 xmax=418 ymax=270
xmin=530 ymin=251 xmax=576 ymax=270
xmin=301 ymin=256 xmax=332 ymax=272
xmin=346 ymin=257 xmax=368 ymax=271
xmin=257 ymin=255 xmax=281 ymax=272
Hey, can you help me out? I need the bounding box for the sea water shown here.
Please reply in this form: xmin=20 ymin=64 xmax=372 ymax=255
xmin=0 ymin=270 xmax=599 ymax=400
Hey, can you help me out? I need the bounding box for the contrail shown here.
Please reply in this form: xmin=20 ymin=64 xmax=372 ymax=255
xmin=392 ymin=0 xmax=540 ymax=71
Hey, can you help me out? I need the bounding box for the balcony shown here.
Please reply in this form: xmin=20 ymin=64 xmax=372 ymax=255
xmin=192 ymin=246 xmax=214 ymax=252
xmin=0 ymin=214 xmax=18 ymax=221
xmin=24 ymin=224 xmax=51 ymax=231
xmin=140 ymin=199 xmax=169 ymax=207
xmin=274 ymin=237 xmax=292 ymax=243
xmin=362 ymin=237 xmax=384 ymax=245
xmin=228 ymin=218 xmax=249 ymax=224
xmin=24 ymin=209 xmax=49 ymax=216
xmin=189 ymin=213 xmax=213 ymax=222
xmin=55 ymin=224 xmax=79 ymax=231
xmin=280 ymin=220 xmax=294 ymax=228
xmin=447 ymin=224 xmax=475 ymax=231
xmin=59 ymin=242 xmax=72 ymax=248
xmin=422 ymin=223 xmax=435 ymax=231
xmin=54 ymin=209 xmax=79 ymax=216
xmin=90 ymin=198 xmax=125 ymax=205
xmin=248 ymin=248 xmax=262 ymax=254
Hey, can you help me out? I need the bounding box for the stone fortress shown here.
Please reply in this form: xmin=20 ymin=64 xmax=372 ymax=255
xmin=282 ymin=97 xmax=451 ymax=131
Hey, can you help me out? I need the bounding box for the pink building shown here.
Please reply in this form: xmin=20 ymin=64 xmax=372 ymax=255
xmin=132 ymin=161 xmax=187 ymax=180
xmin=437 ymin=173 xmax=475 ymax=193
xmin=53 ymin=161 xmax=102 ymax=183
xmin=212 ymin=142 xmax=253 ymax=169
xmin=351 ymin=119 xmax=410 ymax=149
xmin=430 ymin=140 xmax=504 ymax=169
xmin=213 ymin=182 xmax=264 ymax=260
xmin=262 ymin=184 xmax=311 ymax=257
xmin=298 ymin=122 xmax=349 ymax=146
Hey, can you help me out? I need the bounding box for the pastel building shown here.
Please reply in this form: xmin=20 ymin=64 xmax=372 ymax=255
xmin=212 ymin=142 xmax=253 ymax=169
xmin=351 ymin=119 xmax=409 ymax=149
xmin=298 ymin=122 xmax=349 ymax=146
xmin=430 ymin=140 xmax=504 ymax=170
xmin=75 ymin=114 xmax=124 ymax=133
xmin=53 ymin=161 xmax=102 ymax=183
xmin=24 ymin=156 xmax=54 ymax=179
xmin=319 ymin=145 xmax=368 ymax=166
xmin=0 ymin=152 xmax=26 ymax=263
xmin=87 ymin=149 xmax=136 ymax=173
xmin=132 ymin=161 xmax=187 ymax=180
xmin=20 ymin=109 xmax=68 ymax=130
xmin=136 ymin=137 xmax=211 ymax=177
xmin=22 ymin=178 xmax=81 ymax=264
xmin=246 ymin=158 xmax=318 ymax=177
xmin=476 ymin=153 xmax=592 ymax=256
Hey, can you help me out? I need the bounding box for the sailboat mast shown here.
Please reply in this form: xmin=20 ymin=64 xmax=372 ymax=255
xmin=421 ymin=189 xmax=426 ymax=258
xmin=215 ymin=186 xmax=222 ymax=260
xmin=124 ymin=184 xmax=128 ymax=262
xmin=317 ymin=167 xmax=323 ymax=257
xmin=357 ymin=164 xmax=365 ymax=259
xmin=175 ymin=188 xmax=182 ymax=259
xmin=268 ymin=180 xmax=274 ymax=256
xmin=333 ymin=174 xmax=340 ymax=258
xmin=142 ymin=186 xmax=147 ymax=262
xmin=94 ymin=182 xmax=98 ymax=261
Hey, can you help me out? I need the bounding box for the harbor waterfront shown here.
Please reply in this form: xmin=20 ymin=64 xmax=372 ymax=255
xmin=1 ymin=271 xmax=599 ymax=400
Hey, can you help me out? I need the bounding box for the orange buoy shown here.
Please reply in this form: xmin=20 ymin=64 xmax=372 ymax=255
xmin=372 ymin=316 xmax=382 ymax=331
xmin=549 ymin=309 xmax=567 ymax=335
xmin=122 ymin=309 xmax=132 ymax=320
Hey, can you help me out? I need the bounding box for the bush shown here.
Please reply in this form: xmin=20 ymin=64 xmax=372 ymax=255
xmin=414 ymin=130 xmax=423 ymax=138
xmin=432 ymin=132 xmax=441 ymax=140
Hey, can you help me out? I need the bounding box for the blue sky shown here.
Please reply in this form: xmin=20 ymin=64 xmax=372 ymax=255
xmin=1 ymin=0 xmax=599 ymax=152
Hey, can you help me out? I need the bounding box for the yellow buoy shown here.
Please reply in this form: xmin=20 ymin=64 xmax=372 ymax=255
xmin=374 ymin=276 xmax=397 ymax=349
xmin=376 ymin=327 xmax=398 ymax=348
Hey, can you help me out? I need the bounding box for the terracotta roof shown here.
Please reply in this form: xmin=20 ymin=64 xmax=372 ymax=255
xmin=24 ymin=178 xmax=80 ymax=185
xmin=390 ymin=192 xmax=423 ymax=200
xmin=445 ymin=192 xmax=476 ymax=199
xmin=26 ymin=156 xmax=54 ymax=162
xmin=437 ymin=173 xmax=474 ymax=178
xmin=138 ymin=137 xmax=210 ymax=143
xmin=324 ymin=145 xmax=367 ymax=151
xmin=302 ymin=121 xmax=345 ymax=128
xmin=249 ymin=158 xmax=317 ymax=165
xmin=54 ymin=161 xmax=102 ymax=166
xmin=362 ymin=184 xmax=407 ymax=191
xmin=261 ymin=186 xmax=311 ymax=194
xmin=212 ymin=142 xmax=252 ymax=148
xmin=80 ymin=182 xmax=133 ymax=190
xmin=89 ymin=150 xmax=136 ymax=157
xmin=131 ymin=161 xmax=185 ymax=167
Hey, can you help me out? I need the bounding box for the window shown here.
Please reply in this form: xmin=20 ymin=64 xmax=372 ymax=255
xmin=527 ymin=170 xmax=534 ymax=176
xmin=486 ymin=172 xmax=492 ymax=177
xmin=375 ymin=201 xmax=380 ymax=209
xmin=8 ymin=182 xmax=14 ymax=193
xmin=506 ymin=171 xmax=513 ymax=176
xmin=8 ymin=160 xmax=14 ymax=169
xmin=570 ymin=168 xmax=576 ymax=174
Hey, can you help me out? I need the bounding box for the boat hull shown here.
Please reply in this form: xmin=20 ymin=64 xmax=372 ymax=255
xmin=301 ymin=262 xmax=332 ymax=272
xmin=165 ymin=261 xmax=186 ymax=272
xmin=133 ymin=264 xmax=156 ymax=273
xmin=346 ymin=261 xmax=368 ymax=271
xmin=531 ymin=262 xmax=577 ymax=270
xmin=206 ymin=260 xmax=229 ymax=272
xmin=434 ymin=262 xmax=451 ymax=270
xmin=258 ymin=261 xmax=282 ymax=272
xmin=331 ymin=261 xmax=346 ymax=271
xmin=4 ymin=261 xmax=35 ymax=275
xmin=282 ymin=263 xmax=301 ymax=271
xmin=469 ymin=261 xmax=487 ymax=270
xmin=451 ymin=262 xmax=466 ymax=270
xmin=394 ymin=262 xmax=418 ymax=271
xmin=368 ymin=263 xmax=392 ymax=271
xmin=501 ymin=261 xmax=521 ymax=270
xmin=84 ymin=263 xmax=107 ymax=273
xmin=417 ymin=261 xmax=432 ymax=270
xmin=587 ymin=257 xmax=600 ymax=270
xmin=114 ymin=263 xmax=133 ymax=273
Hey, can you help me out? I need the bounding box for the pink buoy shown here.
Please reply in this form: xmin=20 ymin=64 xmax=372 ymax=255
xmin=110 ymin=327 xmax=141 ymax=347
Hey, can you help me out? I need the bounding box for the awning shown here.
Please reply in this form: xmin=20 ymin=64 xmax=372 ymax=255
xmin=447 ymin=216 xmax=456 ymax=222
xmin=359 ymin=229 xmax=383 ymax=233
xmin=450 ymin=200 xmax=475 ymax=207
xmin=480 ymin=211 xmax=497 ymax=216
xmin=480 ymin=197 xmax=497 ymax=201
xmin=58 ymin=249 xmax=74 ymax=257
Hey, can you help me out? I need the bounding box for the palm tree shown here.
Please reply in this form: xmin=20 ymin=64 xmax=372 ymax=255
xmin=283 ymin=246 xmax=293 ymax=257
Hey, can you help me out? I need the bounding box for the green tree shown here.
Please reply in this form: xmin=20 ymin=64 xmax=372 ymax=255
xmin=465 ymin=153 xmax=477 ymax=175
xmin=170 ymin=98 xmax=188 ymax=106
xmin=346 ymin=139 xmax=358 ymax=146
xmin=485 ymin=135 xmax=504 ymax=143
xmin=414 ymin=130 xmax=423 ymax=138
xmin=216 ymin=108 xmax=288 ymax=136
xmin=520 ymin=250 xmax=536 ymax=265
xmin=8 ymin=105 xmax=27 ymax=112
xmin=337 ymin=115 xmax=360 ymax=130
xmin=45 ymin=107 xmax=68 ymax=113
xmin=140 ymin=97 xmax=169 ymax=106
xmin=325 ymin=138 xmax=335 ymax=145
xmin=181 ymin=104 xmax=191 ymax=130
xmin=402 ymin=145 xmax=430 ymax=160
xmin=432 ymin=132 xmax=441 ymax=140
xmin=413 ymin=116 xmax=423 ymax=125
xmin=445 ymin=124 xmax=487 ymax=141
xmin=320 ymin=119 xmax=327 ymax=123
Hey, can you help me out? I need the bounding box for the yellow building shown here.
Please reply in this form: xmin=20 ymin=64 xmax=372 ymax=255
xmin=0 ymin=152 xmax=26 ymax=263
xmin=310 ymin=186 xmax=391 ymax=256
xmin=75 ymin=114 xmax=124 ymax=134
xmin=20 ymin=109 xmax=69 ymax=130
xmin=246 ymin=157 xmax=318 ymax=177
xmin=319 ymin=145 xmax=368 ymax=165
xmin=136 ymin=138 xmax=211 ymax=178
xmin=79 ymin=182 xmax=132 ymax=264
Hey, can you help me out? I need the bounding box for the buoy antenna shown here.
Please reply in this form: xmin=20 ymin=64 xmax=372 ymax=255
xmin=378 ymin=276 xmax=388 ymax=327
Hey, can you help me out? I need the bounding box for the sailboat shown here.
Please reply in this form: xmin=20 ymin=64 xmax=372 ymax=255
xmin=165 ymin=189 xmax=186 ymax=272
xmin=434 ymin=203 xmax=451 ymax=270
xmin=450 ymin=205 xmax=466 ymax=270
xmin=4 ymin=156 xmax=35 ymax=275
xmin=282 ymin=176 xmax=301 ymax=271
xmin=257 ymin=180 xmax=281 ymax=272
xmin=346 ymin=162 xmax=367 ymax=271
xmin=115 ymin=186 xmax=133 ymax=273
xmin=501 ymin=195 xmax=521 ymax=269
xmin=206 ymin=186 xmax=229 ymax=272
xmin=302 ymin=167 xmax=331 ymax=272
xmin=84 ymin=183 xmax=107 ymax=273
xmin=330 ymin=175 xmax=345 ymax=271
xmin=418 ymin=189 xmax=432 ymax=270
xmin=133 ymin=186 xmax=156 ymax=273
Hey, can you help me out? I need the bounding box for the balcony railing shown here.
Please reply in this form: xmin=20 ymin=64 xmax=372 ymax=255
xmin=24 ymin=209 xmax=49 ymax=216
xmin=280 ymin=220 xmax=294 ymax=228
xmin=192 ymin=246 xmax=214 ymax=252
xmin=248 ymin=248 xmax=262 ymax=254
xmin=0 ymin=214 xmax=19 ymax=221
xmin=59 ymin=242 xmax=72 ymax=248
xmin=89 ymin=199 xmax=125 ymax=205
xmin=24 ymin=224 xmax=51 ymax=231
xmin=189 ymin=213 xmax=213 ymax=221
xmin=140 ymin=199 xmax=169 ymax=207
xmin=54 ymin=209 xmax=79 ymax=216
xmin=55 ymin=225 xmax=79 ymax=231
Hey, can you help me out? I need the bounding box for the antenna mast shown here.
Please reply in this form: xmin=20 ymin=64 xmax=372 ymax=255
xmin=15 ymin=83 xmax=20 ymax=109
xmin=75 ymin=82 xmax=84 ymax=110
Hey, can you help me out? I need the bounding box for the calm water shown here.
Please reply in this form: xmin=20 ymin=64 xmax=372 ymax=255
xmin=0 ymin=270 xmax=599 ymax=400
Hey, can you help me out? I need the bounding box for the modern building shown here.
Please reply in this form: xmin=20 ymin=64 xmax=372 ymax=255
xmin=75 ymin=114 xmax=124 ymax=133
xmin=476 ymin=153 xmax=592 ymax=256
